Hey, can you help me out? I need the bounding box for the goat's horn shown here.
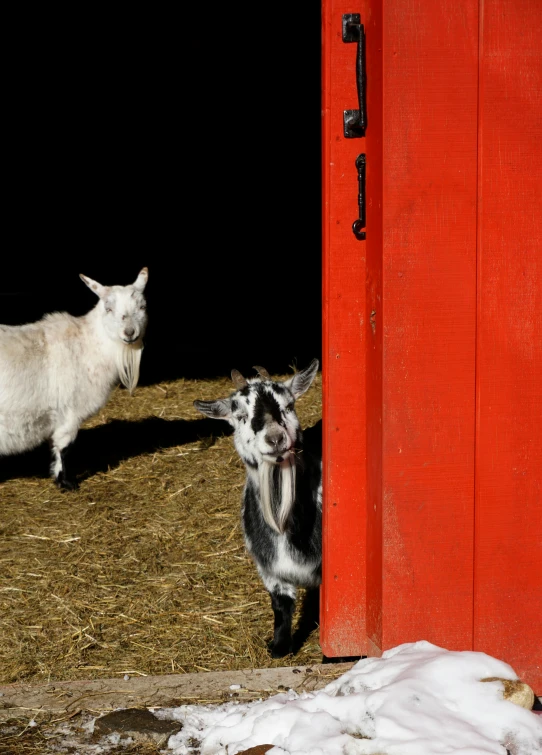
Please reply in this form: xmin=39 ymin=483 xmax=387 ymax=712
xmin=231 ymin=369 xmax=248 ymax=389
xmin=253 ymin=365 xmax=271 ymax=381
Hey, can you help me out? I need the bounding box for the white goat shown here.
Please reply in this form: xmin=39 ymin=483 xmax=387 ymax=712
xmin=194 ymin=359 xmax=321 ymax=657
xmin=0 ymin=267 xmax=149 ymax=490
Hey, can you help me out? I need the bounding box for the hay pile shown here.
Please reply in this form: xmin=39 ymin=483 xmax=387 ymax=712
xmin=0 ymin=370 xmax=323 ymax=687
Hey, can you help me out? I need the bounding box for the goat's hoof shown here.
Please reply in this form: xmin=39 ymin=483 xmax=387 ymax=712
xmin=270 ymin=642 xmax=293 ymax=659
xmin=55 ymin=477 xmax=78 ymax=492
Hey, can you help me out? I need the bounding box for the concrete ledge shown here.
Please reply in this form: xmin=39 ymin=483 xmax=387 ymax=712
xmin=0 ymin=663 xmax=355 ymax=721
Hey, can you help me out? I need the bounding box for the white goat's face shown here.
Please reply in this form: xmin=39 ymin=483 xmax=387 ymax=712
xmin=80 ymin=267 xmax=149 ymax=344
xmin=194 ymin=360 xmax=319 ymax=469
xmin=101 ymin=285 xmax=148 ymax=344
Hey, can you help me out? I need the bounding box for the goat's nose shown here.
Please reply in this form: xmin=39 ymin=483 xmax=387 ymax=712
xmin=124 ymin=326 xmax=135 ymax=338
xmin=265 ymin=429 xmax=287 ymax=451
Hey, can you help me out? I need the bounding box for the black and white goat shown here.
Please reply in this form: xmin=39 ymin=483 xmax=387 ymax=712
xmin=194 ymin=359 xmax=322 ymax=658
xmin=0 ymin=268 xmax=148 ymax=490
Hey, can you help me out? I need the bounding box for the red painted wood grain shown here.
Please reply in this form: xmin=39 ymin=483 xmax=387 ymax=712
xmin=364 ymin=0 xmax=384 ymax=657
xmin=321 ymin=0 xmax=541 ymax=690
xmin=321 ymin=0 xmax=369 ymax=657
xmin=474 ymin=0 xmax=542 ymax=691
xmin=377 ymin=0 xmax=479 ymax=653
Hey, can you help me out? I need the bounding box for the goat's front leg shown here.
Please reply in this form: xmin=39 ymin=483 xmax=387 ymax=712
xmin=50 ymin=420 xmax=79 ymax=491
xmin=269 ymin=590 xmax=295 ymax=658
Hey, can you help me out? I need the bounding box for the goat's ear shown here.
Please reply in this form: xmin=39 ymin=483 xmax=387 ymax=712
xmin=80 ymin=274 xmax=107 ymax=299
xmin=133 ymin=267 xmax=149 ymax=292
xmin=193 ymin=398 xmax=232 ymax=421
xmin=284 ymin=358 xmax=319 ymax=399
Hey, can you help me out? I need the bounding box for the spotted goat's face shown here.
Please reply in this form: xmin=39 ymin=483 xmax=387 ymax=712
xmin=194 ymin=360 xmax=319 ymax=533
xmin=194 ymin=359 xmax=319 ymax=466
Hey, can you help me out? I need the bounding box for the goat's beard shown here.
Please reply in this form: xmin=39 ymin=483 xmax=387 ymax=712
xmin=116 ymin=340 xmax=143 ymax=394
xmin=259 ymin=456 xmax=296 ymax=535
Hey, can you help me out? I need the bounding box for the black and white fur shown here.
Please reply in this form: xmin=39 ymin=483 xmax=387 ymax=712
xmin=194 ymin=359 xmax=321 ymax=658
xmin=0 ymin=268 xmax=148 ymax=490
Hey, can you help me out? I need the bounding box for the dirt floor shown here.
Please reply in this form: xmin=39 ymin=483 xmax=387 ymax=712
xmin=0 ymin=367 xmax=323 ymax=689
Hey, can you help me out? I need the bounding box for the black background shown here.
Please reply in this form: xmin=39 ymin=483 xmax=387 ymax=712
xmin=1 ymin=5 xmax=323 ymax=384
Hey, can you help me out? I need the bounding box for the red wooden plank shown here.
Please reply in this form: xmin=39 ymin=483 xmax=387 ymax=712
xmin=373 ymin=0 xmax=479 ymax=654
xmin=475 ymin=0 xmax=542 ymax=692
xmin=321 ymin=0 xmax=369 ymax=657
xmin=364 ymin=0 xmax=384 ymax=658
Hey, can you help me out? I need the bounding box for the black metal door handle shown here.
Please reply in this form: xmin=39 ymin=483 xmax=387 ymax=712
xmin=343 ymin=13 xmax=366 ymax=138
xmin=352 ymin=153 xmax=366 ymax=240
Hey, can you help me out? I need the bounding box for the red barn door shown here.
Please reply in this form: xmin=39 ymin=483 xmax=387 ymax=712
xmin=474 ymin=0 xmax=542 ymax=686
xmin=321 ymin=0 xmax=541 ymax=691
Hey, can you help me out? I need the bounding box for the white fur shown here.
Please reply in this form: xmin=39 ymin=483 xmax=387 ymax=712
xmin=258 ymin=537 xmax=321 ymax=598
xmin=258 ymin=457 xmax=296 ymax=534
xmin=0 ymin=268 xmax=148 ymax=486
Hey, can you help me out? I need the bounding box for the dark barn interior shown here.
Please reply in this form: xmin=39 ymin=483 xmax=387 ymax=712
xmin=1 ymin=5 xmax=323 ymax=384
xmin=0 ymin=6 xmax=326 ymax=702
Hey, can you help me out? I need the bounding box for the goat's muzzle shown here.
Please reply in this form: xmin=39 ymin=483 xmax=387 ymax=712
xmin=263 ymin=428 xmax=292 ymax=463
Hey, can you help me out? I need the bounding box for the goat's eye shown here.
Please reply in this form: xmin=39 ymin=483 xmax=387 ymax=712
xmin=140 ymin=305 xmax=146 ymax=311
xmin=105 ymin=307 xmax=112 ymax=313
xmin=286 ymin=403 xmax=295 ymax=412
xmin=121 ymin=315 xmax=126 ymax=321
